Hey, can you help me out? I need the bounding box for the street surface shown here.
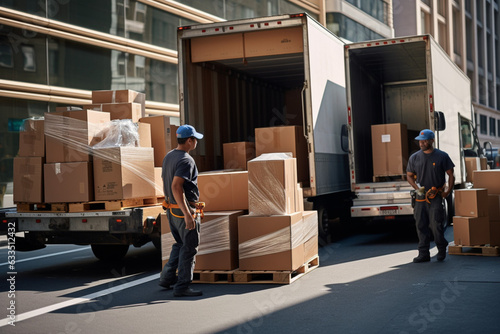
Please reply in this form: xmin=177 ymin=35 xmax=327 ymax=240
xmin=1 ymin=222 xmax=499 ymax=333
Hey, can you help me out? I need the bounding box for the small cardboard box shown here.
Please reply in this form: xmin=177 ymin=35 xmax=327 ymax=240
xmin=93 ymin=147 xmax=155 ymax=200
xmin=472 ymin=170 xmax=500 ymax=194
xmin=18 ymin=119 xmax=45 ymax=157
xmin=488 ymin=194 xmax=500 ymax=221
xmin=84 ymin=103 xmax=142 ymax=123
xmin=13 ymin=157 xmax=44 ymax=203
xmin=198 ymin=171 xmax=248 ymax=212
xmin=465 ymin=157 xmax=488 ymax=182
xmin=454 ymin=188 xmax=489 ymax=217
xmin=248 ymin=153 xmax=297 ymax=216
xmin=453 ymin=216 xmax=490 ymax=246
xmin=44 ymin=162 xmax=93 ymax=203
xmin=371 ymin=123 xmax=408 ymax=177
xmin=238 ymin=212 xmax=304 ymax=271
xmin=137 ymin=122 xmax=152 ymax=148
xmin=139 ymin=116 xmax=171 ymax=167
xmin=91 ymin=90 xmax=146 ymax=117
xmin=255 ymin=126 xmax=308 ymax=185
xmin=161 ymin=211 xmax=244 ymax=270
xmin=223 ymin=142 xmax=256 ymax=170
xmin=44 ymin=110 xmax=110 ymax=163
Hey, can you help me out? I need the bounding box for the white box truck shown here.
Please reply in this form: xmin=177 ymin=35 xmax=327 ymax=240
xmin=345 ymin=35 xmax=485 ymax=223
xmin=177 ymin=13 xmax=351 ymax=241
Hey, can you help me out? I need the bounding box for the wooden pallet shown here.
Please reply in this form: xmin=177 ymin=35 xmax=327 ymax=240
xmin=233 ymin=255 xmax=319 ymax=284
xmin=68 ymin=197 xmax=164 ymax=212
xmin=373 ymin=174 xmax=407 ymax=182
xmin=16 ymin=203 xmax=68 ymax=213
xmin=449 ymin=244 xmax=500 ymax=257
xmin=192 ymin=270 xmax=237 ymax=284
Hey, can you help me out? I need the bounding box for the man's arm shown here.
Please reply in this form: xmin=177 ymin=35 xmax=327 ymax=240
xmin=406 ymin=171 xmax=418 ymax=190
xmin=441 ymin=168 xmax=455 ymax=198
xmin=171 ymin=176 xmax=196 ymax=230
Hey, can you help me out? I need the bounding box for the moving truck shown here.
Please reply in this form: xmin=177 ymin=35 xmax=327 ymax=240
xmin=345 ymin=35 xmax=485 ymax=224
xmin=176 ymin=13 xmax=351 ymax=241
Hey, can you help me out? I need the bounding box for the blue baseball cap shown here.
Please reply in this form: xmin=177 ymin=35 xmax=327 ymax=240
xmin=176 ymin=124 xmax=203 ymax=139
xmin=415 ymin=129 xmax=435 ymax=140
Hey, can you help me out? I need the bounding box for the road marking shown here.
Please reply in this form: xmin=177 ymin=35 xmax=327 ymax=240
xmin=0 ymin=247 xmax=90 ymax=267
xmin=0 ymin=272 xmax=159 ymax=327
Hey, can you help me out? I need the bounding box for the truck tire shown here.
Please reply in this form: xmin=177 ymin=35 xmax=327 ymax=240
xmin=91 ymin=244 xmax=129 ymax=261
xmin=317 ymin=207 xmax=331 ymax=245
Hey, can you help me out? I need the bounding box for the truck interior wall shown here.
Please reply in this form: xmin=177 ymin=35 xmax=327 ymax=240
xmin=184 ymin=60 xmax=304 ymax=172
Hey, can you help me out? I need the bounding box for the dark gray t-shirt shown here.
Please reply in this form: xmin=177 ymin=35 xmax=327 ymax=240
xmin=161 ymin=149 xmax=199 ymax=204
xmin=406 ymin=149 xmax=455 ymax=189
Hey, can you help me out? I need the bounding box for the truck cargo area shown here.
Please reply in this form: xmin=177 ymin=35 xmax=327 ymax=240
xmin=347 ymin=39 xmax=430 ymax=184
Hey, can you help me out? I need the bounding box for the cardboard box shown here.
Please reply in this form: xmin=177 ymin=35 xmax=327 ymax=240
xmin=302 ymin=210 xmax=319 ymax=262
xmin=244 ymin=26 xmax=304 ymax=57
xmin=223 ymin=142 xmax=256 ymax=170
xmin=238 ymin=212 xmax=304 ymax=271
xmin=139 ymin=116 xmax=171 ymax=167
xmin=248 ymin=153 xmax=297 ymax=216
xmin=92 ymin=89 xmax=141 ymax=103
xmin=488 ymin=194 xmax=500 ymax=221
xmin=44 ymin=162 xmax=93 ymax=203
xmin=170 ymin=125 xmax=179 ymax=146
xmin=154 ymin=167 xmax=163 ymax=197
xmin=13 ymin=157 xmax=44 ymax=203
xmin=255 ymin=126 xmax=308 ymax=185
xmin=93 ymin=147 xmax=155 ymax=200
xmin=191 ymin=33 xmax=244 ymax=63
xmin=371 ymin=123 xmax=408 ymax=177
xmin=198 ymin=171 xmax=248 ymax=212
xmin=44 ymin=110 xmax=110 ymax=163
xmin=453 ymin=216 xmax=490 ymax=246
xmin=161 ymin=211 xmax=244 ymax=270
xmin=296 ymin=184 xmax=304 ymax=213
xmin=84 ymin=103 xmax=142 ymax=123
xmin=454 ymin=188 xmax=489 ymax=217
xmin=490 ymin=220 xmax=500 ymax=246
xmin=465 ymin=157 xmax=488 ymax=182
xmin=137 ymin=122 xmax=152 ymax=147
xmin=18 ymin=119 xmax=45 ymax=157
xmin=473 ymin=170 xmax=500 ymax=194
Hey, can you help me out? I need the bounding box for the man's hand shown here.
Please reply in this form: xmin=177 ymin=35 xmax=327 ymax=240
xmin=185 ymin=215 xmax=196 ymax=230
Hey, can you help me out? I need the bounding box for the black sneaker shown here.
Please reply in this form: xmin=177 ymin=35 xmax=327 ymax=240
xmin=413 ymin=254 xmax=431 ymax=263
xmin=437 ymin=250 xmax=446 ymax=262
xmin=174 ymin=288 xmax=203 ymax=297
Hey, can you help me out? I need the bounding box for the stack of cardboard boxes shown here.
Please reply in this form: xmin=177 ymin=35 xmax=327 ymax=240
xmin=13 ymin=89 xmax=178 ymax=206
xmin=371 ymin=123 xmax=409 ymax=178
xmin=161 ymin=125 xmax=318 ymax=274
xmin=453 ymin=170 xmax=500 ymax=247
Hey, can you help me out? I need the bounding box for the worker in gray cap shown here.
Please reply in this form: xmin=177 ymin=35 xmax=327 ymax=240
xmin=407 ymin=129 xmax=455 ymax=263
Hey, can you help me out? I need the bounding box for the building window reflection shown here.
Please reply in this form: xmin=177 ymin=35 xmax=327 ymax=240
xmin=21 ymin=45 xmax=36 ymax=72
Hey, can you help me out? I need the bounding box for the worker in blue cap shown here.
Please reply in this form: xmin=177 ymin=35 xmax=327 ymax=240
xmin=159 ymin=124 xmax=204 ymax=296
xmin=406 ymin=129 xmax=455 ymax=263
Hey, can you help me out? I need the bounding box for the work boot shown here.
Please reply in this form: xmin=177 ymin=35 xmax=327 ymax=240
xmin=413 ymin=253 xmax=431 ymax=263
xmin=437 ymin=250 xmax=447 ymax=262
xmin=174 ymin=288 xmax=203 ymax=297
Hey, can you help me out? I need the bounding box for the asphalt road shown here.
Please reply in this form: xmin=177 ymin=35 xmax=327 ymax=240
xmin=0 ymin=223 xmax=499 ymax=334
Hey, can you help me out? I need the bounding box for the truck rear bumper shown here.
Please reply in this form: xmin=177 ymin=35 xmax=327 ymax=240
xmin=350 ymin=203 xmax=414 ymax=218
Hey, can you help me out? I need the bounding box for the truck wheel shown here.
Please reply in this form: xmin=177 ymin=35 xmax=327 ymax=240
xmin=91 ymin=244 xmax=129 ymax=261
xmin=317 ymin=207 xmax=331 ymax=244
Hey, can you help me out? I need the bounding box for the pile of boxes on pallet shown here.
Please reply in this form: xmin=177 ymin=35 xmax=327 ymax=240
xmin=13 ymin=89 xmax=177 ymax=206
xmin=161 ymin=125 xmax=318 ymax=275
xmin=453 ymin=170 xmax=500 ymax=247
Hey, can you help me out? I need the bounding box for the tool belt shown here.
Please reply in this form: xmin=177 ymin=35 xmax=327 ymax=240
xmin=162 ymin=199 xmax=205 ymax=219
xmin=413 ymin=186 xmax=444 ymax=205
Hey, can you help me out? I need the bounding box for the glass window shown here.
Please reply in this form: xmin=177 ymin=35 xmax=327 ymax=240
xmin=421 ymin=10 xmax=431 ymax=34
xmin=0 ymin=26 xmax=47 ymax=84
xmin=0 ymin=0 xmax=47 ymax=16
xmin=498 ymin=119 xmax=500 ymax=137
xmin=453 ymin=7 xmax=462 ymax=56
xmin=466 ymin=17 xmax=473 ymax=62
xmin=437 ymin=0 xmax=447 ymax=16
xmin=480 ymin=114 xmax=487 ymax=134
xmin=326 ymin=13 xmax=384 ymax=42
xmin=490 ymin=117 xmax=496 ymax=136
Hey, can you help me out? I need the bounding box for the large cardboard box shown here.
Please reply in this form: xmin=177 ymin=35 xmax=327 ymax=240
xmin=198 ymin=171 xmax=248 ymax=212
xmin=371 ymin=123 xmax=408 ymax=177
xmin=13 ymin=157 xmax=44 ymax=203
xmin=137 ymin=122 xmax=152 ymax=148
xmin=223 ymin=142 xmax=256 ymax=170
xmin=472 ymin=170 xmax=500 ymax=193
xmin=44 ymin=162 xmax=93 ymax=203
xmin=154 ymin=167 xmax=163 ymax=197
xmin=139 ymin=116 xmax=171 ymax=167
xmin=453 ymin=216 xmax=490 ymax=246
xmin=488 ymin=194 xmax=500 ymax=221
xmin=18 ymin=119 xmax=45 ymax=157
xmin=302 ymin=210 xmax=319 ymax=262
xmin=465 ymin=157 xmax=488 ymax=182
xmin=244 ymin=26 xmax=303 ymax=57
xmin=45 ymin=110 xmax=110 ymax=163
xmin=84 ymin=103 xmax=142 ymax=123
xmin=238 ymin=212 xmax=305 ymax=271
xmin=248 ymin=153 xmax=297 ymax=216
xmin=454 ymin=188 xmax=489 ymax=217
xmin=93 ymin=147 xmax=155 ymax=200
xmin=161 ymin=211 xmax=244 ymax=270
xmin=255 ymin=126 xmax=308 ymax=185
